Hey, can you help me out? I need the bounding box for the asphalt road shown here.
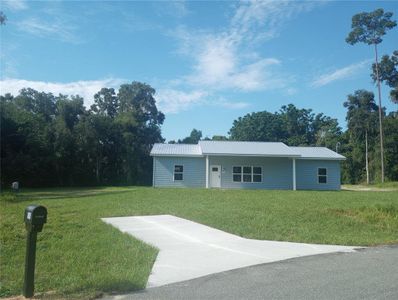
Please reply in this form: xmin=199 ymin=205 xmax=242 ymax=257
xmin=105 ymin=245 xmax=398 ymax=300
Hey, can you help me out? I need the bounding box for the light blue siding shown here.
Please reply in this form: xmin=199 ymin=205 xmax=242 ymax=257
xmin=153 ymin=156 xmax=205 ymax=188
xmin=209 ymin=156 xmax=293 ymax=189
xmin=153 ymin=156 xmax=342 ymax=190
xmin=296 ymin=159 xmax=341 ymax=190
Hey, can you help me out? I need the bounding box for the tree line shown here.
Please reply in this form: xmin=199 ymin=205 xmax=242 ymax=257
xmin=1 ymin=83 xmax=164 ymax=187
xmin=2 ymin=84 xmax=396 ymax=187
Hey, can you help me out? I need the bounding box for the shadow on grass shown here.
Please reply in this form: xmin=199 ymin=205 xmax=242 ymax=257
xmin=48 ymin=280 xmax=145 ymax=300
xmin=101 ymin=280 xmax=145 ymax=295
xmin=1 ymin=189 xmax=139 ymax=203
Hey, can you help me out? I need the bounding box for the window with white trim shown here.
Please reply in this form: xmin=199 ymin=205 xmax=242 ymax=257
xmin=253 ymin=167 xmax=262 ymax=182
xmin=318 ymin=168 xmax=327 ymax=184
xmin=174 ymin=165 xmax=183 ymax=181
xmin=243 ymin=166 xmax=251 ymax=182
xmin=233 ymin=166 xmax=262 ymax=183
xmin=232 ymin=166 xmax=242 ymax=182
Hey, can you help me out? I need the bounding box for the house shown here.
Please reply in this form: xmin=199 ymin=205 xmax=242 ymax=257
xmin=150 ymin=141 xmax=346 ymax=190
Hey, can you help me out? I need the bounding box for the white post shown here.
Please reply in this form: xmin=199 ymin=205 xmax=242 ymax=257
xmin=292 ymin=158 xmax=296 ymax=191
xmin=206 ymin=155 xmax=209 ymax=189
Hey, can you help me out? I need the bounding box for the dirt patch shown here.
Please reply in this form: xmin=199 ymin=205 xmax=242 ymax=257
xmin=342 ymin=185 xmax=398 ymax=192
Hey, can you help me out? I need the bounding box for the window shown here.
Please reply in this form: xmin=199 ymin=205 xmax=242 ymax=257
xmin=232 ymin=166 xmax=242 ymax=182
xmin=253 ymin=167 xmax=262 ymax=182
xmin=174 ymin=165 xmax=183 ymax=181
xmin=318 ymin=168 xmax=327 ymax=184
xmin=233 ymin=166 xmax=262 ymax=183
xmin=243 ymin=166 xmax=251 ymax=182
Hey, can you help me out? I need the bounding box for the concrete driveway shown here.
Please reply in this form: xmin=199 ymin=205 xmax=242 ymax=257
xmin=103 ymin=245 xmax=398 ymax=300
xmin=102 ymin=215 xmax=358 ymax=288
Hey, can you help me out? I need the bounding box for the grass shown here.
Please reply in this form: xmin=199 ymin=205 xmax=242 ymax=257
xmin=1 ymin=186 xmax=398 ymax=299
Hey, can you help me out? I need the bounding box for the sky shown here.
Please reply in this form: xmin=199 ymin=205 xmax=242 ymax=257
xmin=1 ymin=0 xmax=397 ymax=141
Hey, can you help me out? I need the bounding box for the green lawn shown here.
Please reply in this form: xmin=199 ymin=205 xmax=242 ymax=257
xmin=1 ymin=187 xmax=398 ymax=299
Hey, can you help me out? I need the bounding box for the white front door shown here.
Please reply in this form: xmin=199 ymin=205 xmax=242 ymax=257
xmin=210 ymin=165 xmax=221 ymax=188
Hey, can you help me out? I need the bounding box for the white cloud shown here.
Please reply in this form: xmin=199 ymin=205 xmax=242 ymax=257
xmin=155 ymin=89 xmax=251 ymax=113
xmin=170 ymin=0 xmax=322 ymax=95
xmin=0 ymin=78 xmax=125 ymax=107
xmin=2 ymin=0 xmax=27 ymax=11
xmin=16 ymin=18 xmax=80 ymax=43
xmin=311 ymin=59 xmax=371 ymax=88
xmin=175 ymin=28 xmax=287 ymax=92
xmin=188 ymin=56 xmax=284 ymax=91
xmin=230 ymin=0 xmax=322 ymax=44
xmin=187 ymin=37 xmax=236 ymax=86
xmin=211 ymin=98 xmax=250 ymax=110
xmin=155 ymin=89 xmax=207 ymax=114
xmin=230 ymin=58 xmax=284 ymax=91
xmin=0 ymin=79 xmax=248 ymax=114
xmin=156 ymin=0 xmax=324 ymax=113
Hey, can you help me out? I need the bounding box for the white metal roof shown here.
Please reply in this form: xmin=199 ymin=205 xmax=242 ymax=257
xmin=150 ymin=141 xmax=346 ymax=160
xmin=198 ymin=141 xmax=300 ymax=157
xmin=290 ymin=147 xmax=346 ymax=160
xmin=151 ymin=143 xmax=202 ymax=156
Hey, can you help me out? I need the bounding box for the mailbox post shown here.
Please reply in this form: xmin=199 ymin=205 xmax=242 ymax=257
xmin=23 ymin=205 xmax=47 ymax=298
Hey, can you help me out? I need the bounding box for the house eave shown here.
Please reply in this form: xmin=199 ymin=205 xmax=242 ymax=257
xmin=150 ymin=154 xmax=204 ymax=158
xmin=201 ymin=153 xmax=301 ymax=158
xmin=296 ymin=157 xmax=346 ymax=161
xmin=151 ymin=153 xmax=346 ymax=160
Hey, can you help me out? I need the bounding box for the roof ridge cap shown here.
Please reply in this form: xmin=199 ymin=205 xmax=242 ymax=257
xmin=200 ymin=140 xmax=285 ymax=144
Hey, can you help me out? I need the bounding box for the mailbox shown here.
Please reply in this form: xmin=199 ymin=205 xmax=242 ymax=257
xmin=24 ymin=205 xmax=47 ymax=232
xmin=23 ymin=205 xmax=47 ymax=298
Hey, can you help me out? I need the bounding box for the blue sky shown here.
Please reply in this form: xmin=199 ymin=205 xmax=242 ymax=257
xmin=1 ymin=0 xmax=397 ymax=141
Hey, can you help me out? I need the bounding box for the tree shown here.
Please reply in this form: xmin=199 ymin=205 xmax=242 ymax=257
xmin=229 ymin=111 xmax=285 ymax=142
xmin=14 ymin=88 xmax=56 ymax=121
xmin=278 ymin=104 xmax=314 ymax=145
xmin=211 ymin=135 xmax=228 ymax=141
xmin=372 ymin=50 xmax=398 ymax=104
xmin=53 ymin=95 xmax=86 ymax=185
xmin=178 ymin=129 xmax=202 ymax=144
xmin=344 ymin=90 xmax=379 ymax=184
xmin=383 ymin=113 xmax=398 ymax=181
xmin=229 ymin=104 xmax=341 ymax=148
xmin=0 ymin=82 xmax=164 ymax=187
xmin=116 ymin=82 xmax=164 ymax=184
xmin=1 ymin=91 xmax=57 ymax=186
xmin=312 ymin=113 xmax=342 ymax=150
xmin=91 ymin=88 xmax=119 ymax=118
xmin=346 ymin=8 xmax=397 ymax=182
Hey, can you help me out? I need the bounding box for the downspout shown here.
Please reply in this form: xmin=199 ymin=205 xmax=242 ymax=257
xmin=292 ymin=158 xmax=296 ymax=191
xmin=152 ymin=156 xmax=156 ymax=187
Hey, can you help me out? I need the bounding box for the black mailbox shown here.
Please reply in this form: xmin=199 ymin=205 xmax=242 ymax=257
xmin=23 ymin=205 xmax=47 ymax=298
xmin=24 ymin=205 xmax=47 ymax=232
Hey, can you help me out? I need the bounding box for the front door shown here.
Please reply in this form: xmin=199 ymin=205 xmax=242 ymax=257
xmin=210 ymin=165 xmax=221 ymax=188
